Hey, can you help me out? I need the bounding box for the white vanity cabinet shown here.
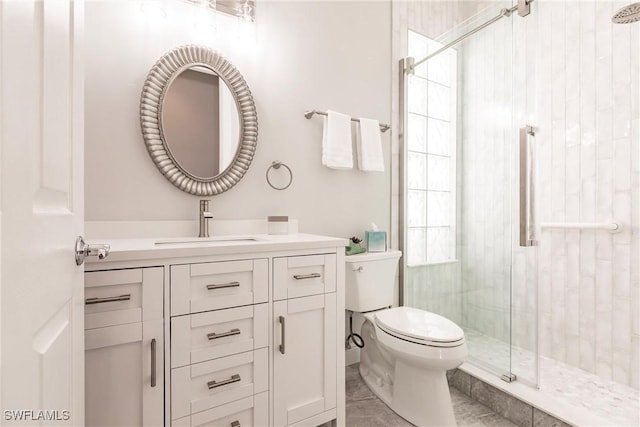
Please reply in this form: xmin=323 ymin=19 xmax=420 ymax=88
xmin=84 ymin=234 xmax=346 ymax=427
xmin=84 ymin=267 xmax=164 ymax=427
xmin=273 ymin=255 xmax=338 ymax=426
xmin=170 ymin=258 xmax=269 ymax=426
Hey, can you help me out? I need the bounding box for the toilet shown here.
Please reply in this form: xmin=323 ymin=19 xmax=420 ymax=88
xmin=345 ymin=250 xmax=467 ymax=427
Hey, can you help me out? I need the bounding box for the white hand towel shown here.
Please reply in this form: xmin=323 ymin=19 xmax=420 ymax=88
xmin=356 ymin=118 xmax=384 ymax=172
xmin=322 ymin=110 xmax=353 ymax=169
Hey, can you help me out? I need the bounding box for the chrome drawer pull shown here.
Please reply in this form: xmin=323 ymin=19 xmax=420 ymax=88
xmin=85 ymin=294 xmax=131 ymax=305
xmin=206 ymin=281 xmax=240 ymax=290
xmin=293 ymin=273 xmax=321 ymax=280
xmin=150 ymin=338 xmax=157 ymax=388
xmin=207 ymin=328 xmax=240 ymax=341
xmin=231 ymin=421 xmax=240 ymax=427
xmin=279 ymin=316 xmax=286 ymax=354
xmin=207 ymin=374 xmax=241 ymax=389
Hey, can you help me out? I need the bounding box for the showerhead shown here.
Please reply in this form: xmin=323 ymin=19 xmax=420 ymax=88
xmin=612 ymin=2 xmax=640 ymax=24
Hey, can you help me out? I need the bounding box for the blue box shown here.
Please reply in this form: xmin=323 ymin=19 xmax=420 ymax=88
xmin=365 ymin=231 xmax=387 ymax=252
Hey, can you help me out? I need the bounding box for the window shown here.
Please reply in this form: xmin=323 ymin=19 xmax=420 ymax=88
xmin=406 ymin=30 xmax=457 ymax=265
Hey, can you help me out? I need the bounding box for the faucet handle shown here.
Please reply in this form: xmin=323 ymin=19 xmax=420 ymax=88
xmin=200 ymin=199 xmax=213 ymax=218
xmin=199 ymin=199 xmax=213 ymax=238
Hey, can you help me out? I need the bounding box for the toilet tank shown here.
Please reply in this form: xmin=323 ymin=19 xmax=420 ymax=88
xmin=345 ymin=250 xmax=402 ymax=312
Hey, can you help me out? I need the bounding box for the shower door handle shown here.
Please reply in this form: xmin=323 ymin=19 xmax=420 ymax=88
xmin=519 ymin=125 xmax=537 ymax=247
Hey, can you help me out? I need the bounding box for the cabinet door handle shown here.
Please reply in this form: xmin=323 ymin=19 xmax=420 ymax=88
xmin=207 ymin=374 xmax=241 ymax=389
xmin=206 ymin=281 xmax=240 ymax=290
xmin=207 ymin=328 xmax=240 ymax=341
xmin=85 ymin=294 xmax=131 ymax=305
xmin=231 ymin=421 xmax=240 ymax=427
xmin=150 ymin=338 xmax=157 ymax=388
xmin=279 ymin=315 xmax=286 ymax=354
xmin=293 ymin=273 xmax=321 ymax=280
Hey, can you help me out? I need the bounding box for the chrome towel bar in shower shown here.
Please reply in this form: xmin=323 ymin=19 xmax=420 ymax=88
xmin=540 ymin=222 xmax=623 ymax=233
xmin=304 ymin=110 xmax=390 ymax=133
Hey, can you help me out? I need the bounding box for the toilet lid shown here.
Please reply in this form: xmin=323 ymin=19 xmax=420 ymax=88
xmin=375 ymin=307 xmax=464 ymax=346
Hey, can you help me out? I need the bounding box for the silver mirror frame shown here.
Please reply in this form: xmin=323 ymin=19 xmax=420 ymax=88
xmin=140 ymin=45 xmax=257 ymax=196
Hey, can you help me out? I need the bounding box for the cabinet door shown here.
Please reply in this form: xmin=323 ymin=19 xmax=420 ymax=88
xmin=273 ymin=294 xmax=337 ymax=426
xmin=85 ymin=320 xmax=164 ymax=427
xmin=85 ymin=267 xmax=164 ymax=427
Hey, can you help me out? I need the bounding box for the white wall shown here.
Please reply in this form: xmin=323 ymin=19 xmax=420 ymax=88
xmin=85 ymin=0 xmax=391 ymax=239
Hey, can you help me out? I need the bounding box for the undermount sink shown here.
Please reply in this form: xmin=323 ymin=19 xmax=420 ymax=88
xmin=154 ymin=236 xmax=262 ymax=245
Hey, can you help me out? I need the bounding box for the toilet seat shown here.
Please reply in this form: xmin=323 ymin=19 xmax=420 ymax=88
xmin=374 ymin=307 xmax=464 ymax=348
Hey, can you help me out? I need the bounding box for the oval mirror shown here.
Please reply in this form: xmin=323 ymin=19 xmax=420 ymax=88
xmin=140 ymin=45 xmax=257 ymax=196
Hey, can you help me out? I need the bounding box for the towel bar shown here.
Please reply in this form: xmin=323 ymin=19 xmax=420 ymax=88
xmin=540 ymin=222 xmax=622 ymax=233
xmin=304 ymin=110 xmax=390 ymax=132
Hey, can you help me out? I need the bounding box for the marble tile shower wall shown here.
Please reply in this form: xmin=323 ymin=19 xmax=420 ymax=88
xmin=526 ymin=0 xmax=639 ymax=389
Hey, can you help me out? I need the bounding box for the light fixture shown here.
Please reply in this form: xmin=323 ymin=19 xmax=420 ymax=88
xmin=238 ymin=0 xmax=255 ymax=23
xmin=186 ymin=0 xmax=216 ymax=10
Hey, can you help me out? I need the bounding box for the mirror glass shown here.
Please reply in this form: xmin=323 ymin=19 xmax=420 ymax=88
xmin=161 ymin=66 xmax=240 ymax=179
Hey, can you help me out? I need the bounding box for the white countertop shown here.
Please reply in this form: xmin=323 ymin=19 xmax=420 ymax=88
xmin=86 ymin=233 xmax=348 ymax=264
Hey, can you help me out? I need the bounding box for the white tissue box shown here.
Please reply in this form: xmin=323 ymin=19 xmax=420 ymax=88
xmin=365 ymin=231 xmax=387 ymax=252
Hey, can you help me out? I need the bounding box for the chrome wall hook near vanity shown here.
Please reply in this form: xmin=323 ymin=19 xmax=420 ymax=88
xmin=266 ymin=161 xmax=293 ymax=190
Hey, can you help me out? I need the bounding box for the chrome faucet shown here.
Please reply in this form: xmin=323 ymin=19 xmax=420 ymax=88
xmin=199 ymin=200 xmax=214 ymax=238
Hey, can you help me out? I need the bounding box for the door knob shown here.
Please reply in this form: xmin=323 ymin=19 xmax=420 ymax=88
xmin=75 ymin=236 xmax=110 ymax=265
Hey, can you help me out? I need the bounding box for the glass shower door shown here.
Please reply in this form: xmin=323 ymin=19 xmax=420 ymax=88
xmin=401 ymin=1 xmax=535 ymax=383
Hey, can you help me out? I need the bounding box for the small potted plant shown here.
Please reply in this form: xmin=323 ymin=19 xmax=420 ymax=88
xmin=346 ymin=236 xmax=366 ymax=256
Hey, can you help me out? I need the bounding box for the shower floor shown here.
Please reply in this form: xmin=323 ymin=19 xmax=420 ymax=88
xmin=464 ymin=329 xmax=640 ymax=427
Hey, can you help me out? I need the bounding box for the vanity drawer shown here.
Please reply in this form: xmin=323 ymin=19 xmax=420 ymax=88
xmin=85 ymin=267 xmax=163 ymax=329
xmin=172 ymin=391 xmax=268 ymax=427
xmin=171 ymin=304 xmax=268 ymax=368
xmin=171 ymin=259 xmax=268 ymax=316
xmin=171 ymin=348 xmax=268 ymax=420
xmin=273 ymin=254 xmax=336 ymax=300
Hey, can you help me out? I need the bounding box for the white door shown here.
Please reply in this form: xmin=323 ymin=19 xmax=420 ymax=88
xmin=1 ymin=0 xmax=84 ymax=425
xmin=273 ymin=294 xmax=337 ymax=426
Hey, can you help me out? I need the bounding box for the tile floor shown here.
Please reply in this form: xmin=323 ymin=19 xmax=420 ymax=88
xmin=346 ymin=364 xmax=517 ymax=427
xmin=465 ymin=329 xmax=640 ymax=426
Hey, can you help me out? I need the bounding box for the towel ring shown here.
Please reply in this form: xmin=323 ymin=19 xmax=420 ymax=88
xmin=266 ymin=161 xmax=293 ymax=190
